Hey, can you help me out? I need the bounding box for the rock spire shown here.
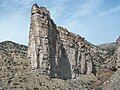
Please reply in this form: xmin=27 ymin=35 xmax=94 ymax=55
xmin=28 ymin=4 xmax=96 ymax=79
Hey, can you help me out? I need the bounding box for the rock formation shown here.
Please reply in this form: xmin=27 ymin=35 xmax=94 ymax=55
xmin=116 ymin=35 xmax=120 ymax=45
xmin=28 ymin=4 xmax=96 ymax=79
xmin=0 ymin=40 xmax=118 ymax=90
xmin=1 ymin=4 xmax=120 ymax=89
xmin=116 ymin=35 xmax=120 ymax=69
xmin=117 ymin=42 xmax=120 ymax=69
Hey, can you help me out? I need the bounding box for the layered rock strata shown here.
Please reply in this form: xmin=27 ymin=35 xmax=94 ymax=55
xmin=28 ymin=4 xmax=96 ymax=79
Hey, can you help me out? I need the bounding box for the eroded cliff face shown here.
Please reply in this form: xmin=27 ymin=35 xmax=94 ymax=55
xmin=28 ymin=4 xmax=96 ymax=79
xmin=57 ymin=27 xmax=96 ymax=78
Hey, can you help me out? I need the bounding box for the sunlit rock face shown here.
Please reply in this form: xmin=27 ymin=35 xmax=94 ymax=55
xmin=28 ymin=4 xmax=96 ymax=79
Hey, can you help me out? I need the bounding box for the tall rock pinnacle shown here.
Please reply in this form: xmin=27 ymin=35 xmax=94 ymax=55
xmin=28 ymin=4 xmax=96 ymax=79
xmin=28 ymin=3 xmax=60 ymax=77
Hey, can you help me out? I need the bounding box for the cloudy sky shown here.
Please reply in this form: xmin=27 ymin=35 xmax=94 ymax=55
xmin=0 ymin=0 xmax=120 ymax=45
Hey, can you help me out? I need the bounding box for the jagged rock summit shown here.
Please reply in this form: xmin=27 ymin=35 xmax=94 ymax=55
xmin=28 ymin=4 xmax=96 ymax=79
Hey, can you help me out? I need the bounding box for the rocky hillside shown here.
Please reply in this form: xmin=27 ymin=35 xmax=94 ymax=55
xmin=0 ymin=39 xmax=118 ymax=90
xmin=97 ymin=42 xmax=118 ymax=70
xmin=0 ymin=41 xmax=92 ymax=90
xmin=0 ymin=41 xmax=27 ymax=56
xmin=0 ymin=41 xmax=29 ymax=90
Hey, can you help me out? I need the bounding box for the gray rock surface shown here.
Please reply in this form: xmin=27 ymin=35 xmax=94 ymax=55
xmin=28 ymin=4 xmax=96 ymax=79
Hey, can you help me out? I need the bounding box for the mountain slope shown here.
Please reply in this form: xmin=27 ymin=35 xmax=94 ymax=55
xmin=0 ymin=40 xmax=118 ymax=89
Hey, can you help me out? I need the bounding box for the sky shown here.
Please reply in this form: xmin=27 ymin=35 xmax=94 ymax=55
xmin=0 ymin=0 xmax=120 ymax=45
